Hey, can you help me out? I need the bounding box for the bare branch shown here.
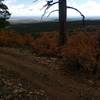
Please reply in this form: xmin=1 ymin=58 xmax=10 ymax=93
xmin=40 ymin=1 xmax=85 ymax=25
xmin=41 ymin=7 xmax=49 ymax=20
xmin=33 ymin=0 xmax=38 ymax=3
xmin=67 ymin=6 xmax=85 ymax=18
xmin=40 ymin=1 xmax=58 ymax=20
xmin=41 ymin=1 xmax=58 ymax=10
xmin=47 ymin=6 xmax=85 ymax=24
xmin=47 ymin=9 xmax=58 ymax=18
xmin=67 ymin=6 xmax=85 ymax=25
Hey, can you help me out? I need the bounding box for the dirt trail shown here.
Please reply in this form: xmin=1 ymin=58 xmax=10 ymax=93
xmin=0 ymin=47 xmax=99 ymax=100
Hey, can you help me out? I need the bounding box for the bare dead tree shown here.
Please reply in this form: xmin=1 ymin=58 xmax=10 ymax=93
xmin=59 ymin=0 xmax=67 ymax=45
xmin=34 ymin=0 xmax=85 ymax=45
xmin=41 ymin=1 xmax=85 ymax=25
xmin=40 ymin=0 xmax=67 ymax=45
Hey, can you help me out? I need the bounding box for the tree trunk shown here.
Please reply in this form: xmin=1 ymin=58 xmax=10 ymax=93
xmin=59 ymin=0 xmax=67 ymax=46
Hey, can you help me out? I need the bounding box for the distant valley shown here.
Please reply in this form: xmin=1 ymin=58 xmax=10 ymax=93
xmin=7 ymin=16 xmax=100 ymax=24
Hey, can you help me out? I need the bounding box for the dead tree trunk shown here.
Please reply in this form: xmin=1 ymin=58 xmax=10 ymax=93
xmin=59 ymin=0 xmax=67 ymax=46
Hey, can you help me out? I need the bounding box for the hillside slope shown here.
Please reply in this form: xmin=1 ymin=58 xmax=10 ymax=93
xmin=0 ymin=47 xmax=100 ymax=100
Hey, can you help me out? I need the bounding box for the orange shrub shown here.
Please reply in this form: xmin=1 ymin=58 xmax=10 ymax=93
xmin=62 ymin=32 xmax=100 ymax=75
xmin=0 ymin=30 xmax=34 ymax=47
xmin=31 ymin=32 xmax=61 ymax=57
xmin=0 ymin=30 xmax=15 ymax=46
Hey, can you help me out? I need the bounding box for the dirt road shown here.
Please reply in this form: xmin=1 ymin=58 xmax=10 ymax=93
xmin=0 ymin=47 xmax=100 ymax=100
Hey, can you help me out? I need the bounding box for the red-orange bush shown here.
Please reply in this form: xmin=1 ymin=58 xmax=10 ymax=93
xmin=14 ymin=34 xmax=33 ymax=46
xmin=31 ymin=32 xmax=61 ymax=57
xmin=0 ymin=30 xmax=16 ymax=46
xmin=0 ymin=30 xmax=100 ymax=75
xmin=0 ymin=30 xmax=34 ymax=47
xmin=62 ymin=32 xmax=100 ymax=74
xmin=31 ymin=31 xmax=100 ymax=74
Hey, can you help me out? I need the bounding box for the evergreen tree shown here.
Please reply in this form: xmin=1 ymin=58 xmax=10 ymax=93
xmin=0 ymin=0 xmax=11 ymax=28
xmin=0 ymin=0 xmax=11 ymax=20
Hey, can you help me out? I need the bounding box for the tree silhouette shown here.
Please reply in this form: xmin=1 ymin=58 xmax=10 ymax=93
xmin=0 ymin=0 xmax=11 ymax=28
xmin=34 ymin=0 xmax=85 ymax=45
xmin=59 ymin=0 xmax=66 ymax=45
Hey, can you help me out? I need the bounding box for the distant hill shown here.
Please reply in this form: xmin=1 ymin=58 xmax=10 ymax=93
xmin=8 ymin=16 xmax=41 ymax=24
xmin=8 ymin=16 xmax=100 ymax=24
xmin=5 ymin=16 xmax=100 ymax=34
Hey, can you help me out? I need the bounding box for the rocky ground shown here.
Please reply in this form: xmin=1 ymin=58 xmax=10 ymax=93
xmin=0 ymin=66 xmax=48 ymax=100
xmin=0 ymin=47 xmax=100 ymax=100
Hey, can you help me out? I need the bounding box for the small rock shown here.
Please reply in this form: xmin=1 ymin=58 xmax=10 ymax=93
xmin=18 ymin=83 xmax=22 ymax=87
xmin=88 ymin=80 xmax=94 ymax=85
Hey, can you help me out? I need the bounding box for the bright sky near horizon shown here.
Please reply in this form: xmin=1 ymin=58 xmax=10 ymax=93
xmin=4 ymin=0 xmax=100 ymax=17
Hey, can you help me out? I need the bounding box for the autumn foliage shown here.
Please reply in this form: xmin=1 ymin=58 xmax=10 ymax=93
xmin=0 ymin=30 xmax=33 ymax=46
xmin=31 ymin=32 xmax=61 ymax=57
xmin=0 ymin=30 xmax=100 ymax=75
xmin=62 ymin=32 xmax=100 ymax=75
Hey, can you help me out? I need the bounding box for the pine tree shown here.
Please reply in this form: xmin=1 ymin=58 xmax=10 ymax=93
xmin=0 ymin=0 xmax=11 ymax=28
xmin=0 ymin=0 xmax=11 ymax=20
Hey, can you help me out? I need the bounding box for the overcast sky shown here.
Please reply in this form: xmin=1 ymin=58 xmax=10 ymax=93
xmin=4 ymin=0 xmax=100 ymax=17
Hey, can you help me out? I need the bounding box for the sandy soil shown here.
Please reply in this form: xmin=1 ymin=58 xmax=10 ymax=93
xmin=0 ymin=47 xmax=100 ymax=100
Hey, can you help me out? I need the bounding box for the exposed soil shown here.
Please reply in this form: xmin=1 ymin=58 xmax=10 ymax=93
xmin=0 ymin=47 xmax=100 ymax=100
